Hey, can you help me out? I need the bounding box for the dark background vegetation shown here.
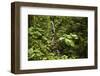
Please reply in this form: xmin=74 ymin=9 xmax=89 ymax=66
xmin=28 ymin=15 xmax=88 ymax=60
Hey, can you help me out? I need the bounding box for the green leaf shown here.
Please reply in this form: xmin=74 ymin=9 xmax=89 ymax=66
xmin=65 ymin=39 xmax=75 ymax=47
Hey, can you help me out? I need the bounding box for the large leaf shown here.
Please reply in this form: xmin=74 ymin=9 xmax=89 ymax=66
xmin=65 ymin=38 xmax=75 ymax=47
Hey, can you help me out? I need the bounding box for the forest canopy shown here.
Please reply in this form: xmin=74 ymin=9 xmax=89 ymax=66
xmin=28 ymin=15 xmax=88 ymax=60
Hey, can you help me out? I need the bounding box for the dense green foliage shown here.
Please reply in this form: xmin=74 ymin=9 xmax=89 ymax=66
xmin=28 ymin=15 xmax=88 ymax=60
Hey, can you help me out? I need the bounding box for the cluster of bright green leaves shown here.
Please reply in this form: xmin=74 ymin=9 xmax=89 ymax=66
xmin=28 ymin=15 xmax=88 ymax=60
xmin=59 ymin=33 xmax=78 ymax=47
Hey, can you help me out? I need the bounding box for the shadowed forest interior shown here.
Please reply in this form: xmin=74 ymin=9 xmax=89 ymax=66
xmin=28 ymin=15 xmax=88 ymax=60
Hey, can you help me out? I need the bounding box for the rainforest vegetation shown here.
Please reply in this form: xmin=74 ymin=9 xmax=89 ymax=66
xmin=28 ymin=15 xmax=88 ymax=60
